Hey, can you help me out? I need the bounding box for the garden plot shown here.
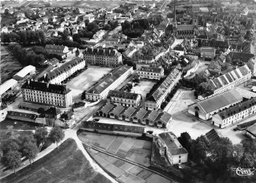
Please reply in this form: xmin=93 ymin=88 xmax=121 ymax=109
xmin=67 ymin=66 xmax=112 ymax=91
xmin=131 ymin=80 xmax=156 ymax=98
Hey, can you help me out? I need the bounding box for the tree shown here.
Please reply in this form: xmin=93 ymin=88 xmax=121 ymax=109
xmin=190 ymin=136 xmax=209 ymax=163
xmin=178 ymin=132 xmax=192 ymax=154
xmin=34 ymin=127 xmax=48 ymax=149
xmin=21 ymin=142 xmax=38 ymax=165
xmin=48 ymin=127 xmax=65 ymax=148
xmin=103 ymin=24 xmax=111 ymax=31
xmin=1 ymin=150 xmax=21 ymax=173
xmin=1 ymin=139 xmax=20 ymax=155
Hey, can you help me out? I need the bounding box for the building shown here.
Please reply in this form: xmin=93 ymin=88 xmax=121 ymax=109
xmin=82 ymin=121 xmax=145 ymax=137
xmin=45 ymin=44 xmax=70 ymax=59
xmin=109 ymin=104 xmax=126 ymax=119
xmin=154 ymin=132 xmax=188 ymax=165
xmin=200 ymin=39 xmax=229 ymax=50
xmin=120 ymin=106 xmax=137 ymax=121
xmin=13 ymin=65 xmax=36 ymax=81
xmin=246 ymin=123 xmax=256 ymax=139
xmin=84 ymin=47 xmax=122 ymax=67
xmin=107 ymin=90 xmax=142 ymax=107
xmin=0 ymin=79 xmax=18 ymax=98
xmin=212 ymin=97 xmax=256 ymax=128
xmin=94 ymin=103 xmax=115 ymax=118
xmin=21 ymin=80 xmax=73 ymax=108
xmin=175 ymin=25 xmax=194 ymax=39
xmin=200 ymin=47 xmax=216 ymax=60
xmin=42 ymin=57 xmax=85 ymax=84
xmin=204 ymin=129 xmax=220 ymax=143
xmin=85 ymin=66 xmax=133 ymax=101
xmin=136 ymin=67 xmax=164 ymax=80
xmin=188 ymin=90 xmax=243 ymax=120
xmin=247 ymin=57 xmax=256 ymax=76
xmin=145 ymin=66 xmax=182 ymax=110
xmin=208 ymin=65 xmax=252 ymax=96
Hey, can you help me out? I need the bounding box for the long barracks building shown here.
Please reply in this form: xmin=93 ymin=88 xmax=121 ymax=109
xmin=21 ymin=80 xmax=72 ymax=108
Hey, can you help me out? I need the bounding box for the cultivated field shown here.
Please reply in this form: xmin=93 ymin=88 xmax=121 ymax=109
xmin=87 ymin=147 xmax=172 ymax=183
xmin=67 ymin=66 xmax=112 ymax=91
xmin=79 ymin=132 xmax=173 ymax=183
xmin=1 ymin=138 xmax=111 ymax=183
xmin=131 ymin=80 xmax=156 ymax=98
xmin=79 ymin=132 xmax=152 ymax=166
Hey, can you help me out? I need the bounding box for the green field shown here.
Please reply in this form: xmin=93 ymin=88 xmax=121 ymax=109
xmin=1 ymin=138 xmax=111 ymax=183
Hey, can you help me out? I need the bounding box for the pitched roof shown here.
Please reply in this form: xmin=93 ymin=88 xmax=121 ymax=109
xmin=147 ymin=66 xmax=180 ymax=102
xmin=138 ymin=66 xmax=162 ymax=73
xmin=47 ymin=57 xmax=84 ymax=80
xmin=134 ymin=108 xmax=148 ymax=120
xmin=158 ymin=132 xmax=188 ymax=155
xmin=14 ymin=65 xmax=36 ymax=79
xmin=246 ymin=123 xmax=256 ymax=136
xmin=216 ymin=97 xmax=256 ymax=120
xmin=0 ymin=79 xmax=18 ymax=96
xmin=108 ymin=90 xmax=139 ymax=100
xmin=21 ymin=80 xmax=70 ymax=94
xmin=158 ymin=112 xmax=172 ymax=124
xmin=87 ymin=65 xmax=132 ymax=94
xmin=110 ymin=105 xmax=126 ymax=116
xmin=205 ymin=129 xmax=220 ymax=142
xmin=197 ymin=90 xmax=242 ymax=114
xmin=122 ymin=106 xmax=137 ymax=118
xmin=227 ymin=52 xmax=254 ymax=63
xmin=100 ymin=103 xmax=115 ymax=114
xmin=84 ymin=47 xmax=119 ymax=57
xmin=145 ymin=110 xmax=161 ymax=121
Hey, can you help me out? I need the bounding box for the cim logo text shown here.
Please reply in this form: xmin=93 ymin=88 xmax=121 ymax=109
xmin=235 ymin=167 xmax=255 ymax=177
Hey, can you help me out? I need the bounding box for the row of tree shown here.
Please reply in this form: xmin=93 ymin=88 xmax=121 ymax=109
xmin=1 ymin=30 xmax=46 ymax=45
xmin=178 ymin=132 xmax=256 ymax=182
xmin=0 ymin=126 xmax=64 ymax=173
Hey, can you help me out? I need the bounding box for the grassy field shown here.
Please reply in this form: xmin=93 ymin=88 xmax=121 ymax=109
xmin=1 ymin=138 xmax=111 ymax=183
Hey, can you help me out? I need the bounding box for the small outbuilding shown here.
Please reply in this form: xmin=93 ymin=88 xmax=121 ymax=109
xmin=13 ymin=65 xmax=36 ymax=80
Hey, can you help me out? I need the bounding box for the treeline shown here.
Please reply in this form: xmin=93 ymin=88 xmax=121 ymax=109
xmin=8 ymin=44 xmax=62 ymax=67
xmin=121 ymin=19 xmax=149 ymax=38
xmin=0 ymin=126 xmax=64 ymax=173
xmin=178 ymin=132 xmax=256 ymax=183
xmin=1 ymin=30 xmax=46 ymax=45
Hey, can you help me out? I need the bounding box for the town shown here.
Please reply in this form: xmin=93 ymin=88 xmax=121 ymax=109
xmin=1 ymin=0 xmax=256 ymax=183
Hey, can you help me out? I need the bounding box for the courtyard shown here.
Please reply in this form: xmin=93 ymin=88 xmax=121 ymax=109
xmin=66 ymin=66 xmax=112 ymax=101
xmin=131 ymin=80 xmax=156 ymax=98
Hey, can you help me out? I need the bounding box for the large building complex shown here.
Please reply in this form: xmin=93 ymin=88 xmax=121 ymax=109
xmin=154 ymin=132 xmax=188 ymax=165
xmin=21 ymin=80 xmax=72 ymax=108
xmin=41 ymin=57 xmax=85 ymax=84
xmin=136 ymin=67 xmax=164 ymax=80
xmin=175 ymin=25 xmax=194 ymax=39
xmin=85 ymin=65 xmax=133 ymax=101
xmin=107 ymin=90 xmax=142 ymax=108
xmin=188 ymin=90 xmax=243 ymax=120
xmin=212 ymin=97 xmax=256 ymax=128
xmin=145 ymin=66 xmax=181 ymax=110
xmin=208 ymin=65 xmax=252 ymax=96
xmin=84 ymin=47 xmax=122 ymax=67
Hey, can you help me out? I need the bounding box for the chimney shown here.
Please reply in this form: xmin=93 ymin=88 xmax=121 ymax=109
xmin=47 ymin=83 xmax=50 ymax=88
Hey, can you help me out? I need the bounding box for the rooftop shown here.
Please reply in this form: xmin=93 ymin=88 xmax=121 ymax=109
xmin=108 ymin=90 xmax=139 ymax=100
xmin=246 ymin=123 xmax=256 ymax=136
xmin=86 ymin=65 xmax=132 ymax=94
xmin=21 ymin=80 xmax=70 ymax=94
xmin=216 ymin=97 xmax=256 ymax=120
xmin=197 ymin=90 xmax=242 ymax=114
xmin=158 ymin=132 xmax=188 ymax=155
